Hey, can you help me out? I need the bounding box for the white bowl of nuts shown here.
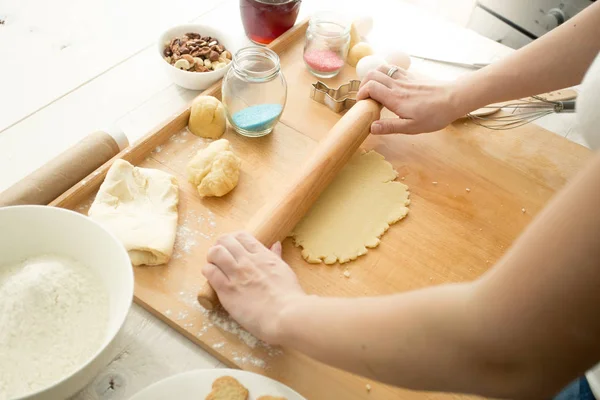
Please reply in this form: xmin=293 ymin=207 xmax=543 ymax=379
xmin=159 ymin=24 xmax=234 ymax=91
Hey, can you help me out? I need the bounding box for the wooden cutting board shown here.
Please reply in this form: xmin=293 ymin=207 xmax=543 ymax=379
xmin=52 ymin=21 xmax=592 ymax=400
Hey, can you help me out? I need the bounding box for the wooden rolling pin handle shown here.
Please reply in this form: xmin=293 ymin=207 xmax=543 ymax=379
xmin=0 ymin=130 xmax=128 ymax=207
xmin=197 ymin=99 xmax=382 ymax=311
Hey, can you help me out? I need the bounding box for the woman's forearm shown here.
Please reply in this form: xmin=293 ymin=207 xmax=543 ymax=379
xmin=453 ymin=2 xmax=600 ymax=113
xmin=275 ymin=152 xmax=600 ymax=399
xmin=276 ymin=285 xmax=492 ymax=394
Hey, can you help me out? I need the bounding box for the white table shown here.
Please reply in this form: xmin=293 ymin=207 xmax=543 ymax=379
xmin=0 ymin=0 xmax=590 ymax=398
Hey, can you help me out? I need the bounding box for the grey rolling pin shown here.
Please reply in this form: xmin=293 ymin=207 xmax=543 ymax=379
xmin=0 ymin=129 xmax=129 ymax=206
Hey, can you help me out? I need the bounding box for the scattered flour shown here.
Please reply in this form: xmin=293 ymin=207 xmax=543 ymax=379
xmin=175 ymin=288 xmax=282 ymax=369
xmin=206 ymin=310 xmax=259 ymax=348
xmin=172 ymin=209 xmax=219 ymax=259
xmin=176 ymin=310 xmax=189 ymax=321
xmin=233 ymin=353 xmax=267 ymax=369
xmin=0 ymin=255 xmax=109 ymax=399
xmin=200 ymin=306 xmax=282 ymax=358
xmin=173 ymin=225 xmax=198 ymax=259
xmin=169 ymin=131 xmax=188 ymax=144
xmin=76 ymin=196 xmax=96 ymax=213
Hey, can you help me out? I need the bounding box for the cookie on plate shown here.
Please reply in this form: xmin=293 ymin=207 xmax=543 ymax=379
xmin=205 ymin=376 xmax=249 ymax=400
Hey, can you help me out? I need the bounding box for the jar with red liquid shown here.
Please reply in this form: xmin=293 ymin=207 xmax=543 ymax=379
xmin=240 ymin=0 xmax=302 ymax=45
xmin=303 ymin=11 xmax=351 ymax=79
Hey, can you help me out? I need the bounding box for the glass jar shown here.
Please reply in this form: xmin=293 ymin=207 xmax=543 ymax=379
xmin=240 ymin=0 xmax=302 ymax=45
xmin=222 ymin=47 xmax=287 ymax=137
xmin=303 ymin=11 xmax=351 ymax=79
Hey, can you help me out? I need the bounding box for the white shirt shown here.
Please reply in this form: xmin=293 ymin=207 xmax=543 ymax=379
xmin=578 ymin=53 xmax=600 ymax=397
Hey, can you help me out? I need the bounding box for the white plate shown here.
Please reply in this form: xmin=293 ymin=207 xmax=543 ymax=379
xmin=128 ymin=369 xmax=306 ymax=400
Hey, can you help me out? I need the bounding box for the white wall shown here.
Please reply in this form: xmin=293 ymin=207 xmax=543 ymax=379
xmin=402 ymin=0 xmax=477 ymax=26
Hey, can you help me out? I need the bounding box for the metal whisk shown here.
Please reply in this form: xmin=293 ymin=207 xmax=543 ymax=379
xmin=467 ymin=96 xmax=576 ymax=130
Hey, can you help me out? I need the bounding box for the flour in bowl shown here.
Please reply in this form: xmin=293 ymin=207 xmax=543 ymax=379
xmin=0 ymin=255 xmax=109 ymax=399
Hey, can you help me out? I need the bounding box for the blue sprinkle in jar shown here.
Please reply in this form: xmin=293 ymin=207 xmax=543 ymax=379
xmin=222 ymin=47 xmax=287 ymax=137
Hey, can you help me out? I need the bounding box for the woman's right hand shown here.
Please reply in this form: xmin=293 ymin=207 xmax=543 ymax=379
xmin=202 ymin=232 xmax=307 ymax=344
xmin=356 ymin=65 xmax=472 ymax=135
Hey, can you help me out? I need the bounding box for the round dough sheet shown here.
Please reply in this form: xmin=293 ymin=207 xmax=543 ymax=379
xmin=289 ymin=150 xmax=410 ymax=264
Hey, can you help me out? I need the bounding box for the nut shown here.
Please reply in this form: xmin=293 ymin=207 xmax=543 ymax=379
xmin=181 ymin=54 xmax=194 ymax=64
xmin=164 ymin=33 xmax=229 ymax=73
xmin=198 ymin=46 xmax=211 ymax=57
xmin=173 ymin=59 xmax=191 ymax=70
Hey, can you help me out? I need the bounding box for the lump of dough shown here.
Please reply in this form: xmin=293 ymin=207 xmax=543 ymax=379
xmin=188 ymin=95 xmax=227 ymax=139
xmin=349 ymin=22 xmax=362 ymax=49
xmin=347 ymin=42 xmax=374 ymax=67
xmin=88 ymin=159 xmax=179 ymax=266
xmin=187 ymin=139 xmax=241 ymax=197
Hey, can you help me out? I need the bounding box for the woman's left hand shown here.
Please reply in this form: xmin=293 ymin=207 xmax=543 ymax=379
xmin=357 ymin=64 xmax=469 ymax=135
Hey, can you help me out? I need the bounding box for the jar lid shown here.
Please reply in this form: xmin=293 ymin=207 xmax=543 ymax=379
xmin=309 ymin=11 xmax=352 ymax=37
xmin=232 ymin=46 xmax=281 ymax=82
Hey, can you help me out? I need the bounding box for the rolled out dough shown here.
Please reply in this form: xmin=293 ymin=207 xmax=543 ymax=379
xmin=89 ymin=159 xmax=179 ymax=266
xmin=289 ymin=150 xmax=409 ymax=264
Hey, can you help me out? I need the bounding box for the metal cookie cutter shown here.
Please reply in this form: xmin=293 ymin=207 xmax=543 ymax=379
xmin=310 ymin=80 xmax=361 ymax=113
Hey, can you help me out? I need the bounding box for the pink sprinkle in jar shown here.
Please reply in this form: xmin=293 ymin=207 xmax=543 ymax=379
xmin=303 ymin=11 xmax=351 ymax=78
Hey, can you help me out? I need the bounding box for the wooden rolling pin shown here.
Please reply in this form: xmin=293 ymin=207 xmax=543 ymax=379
xmin=197 ymin=99 xmax=382 ymax=310
xmin=0 ymin=130 xmax=128 ymax=207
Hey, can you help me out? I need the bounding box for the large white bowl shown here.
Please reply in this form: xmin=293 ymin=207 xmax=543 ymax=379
xmin=158 ymin=24 xmax=236 ymax=91
xmin=0 ymin=206 xmax=134 ymax=400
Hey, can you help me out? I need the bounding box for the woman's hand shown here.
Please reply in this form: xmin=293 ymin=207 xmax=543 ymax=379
xmin=202 ymin=231 xmax=307 ymax=344
xmin=356 ymin=65 xmax=471 ymax=135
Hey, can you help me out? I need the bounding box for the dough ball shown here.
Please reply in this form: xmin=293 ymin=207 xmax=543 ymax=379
xmin=349 ymin=23 xmax=362 ymax=49
xmin=188 ymin=96 xmax=227 ymax=139
xmin=347 ymin=42 xmax=374 ymax=67
xmin=383 ymin=50 xmax=411 ymax=70
xmin=187 ymin=139 xmax=241 ymax=197
xmin=356 ymin=55 xmax=386 ymax=80
xmin=353 ymin=16 xmax=373 ymax=37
